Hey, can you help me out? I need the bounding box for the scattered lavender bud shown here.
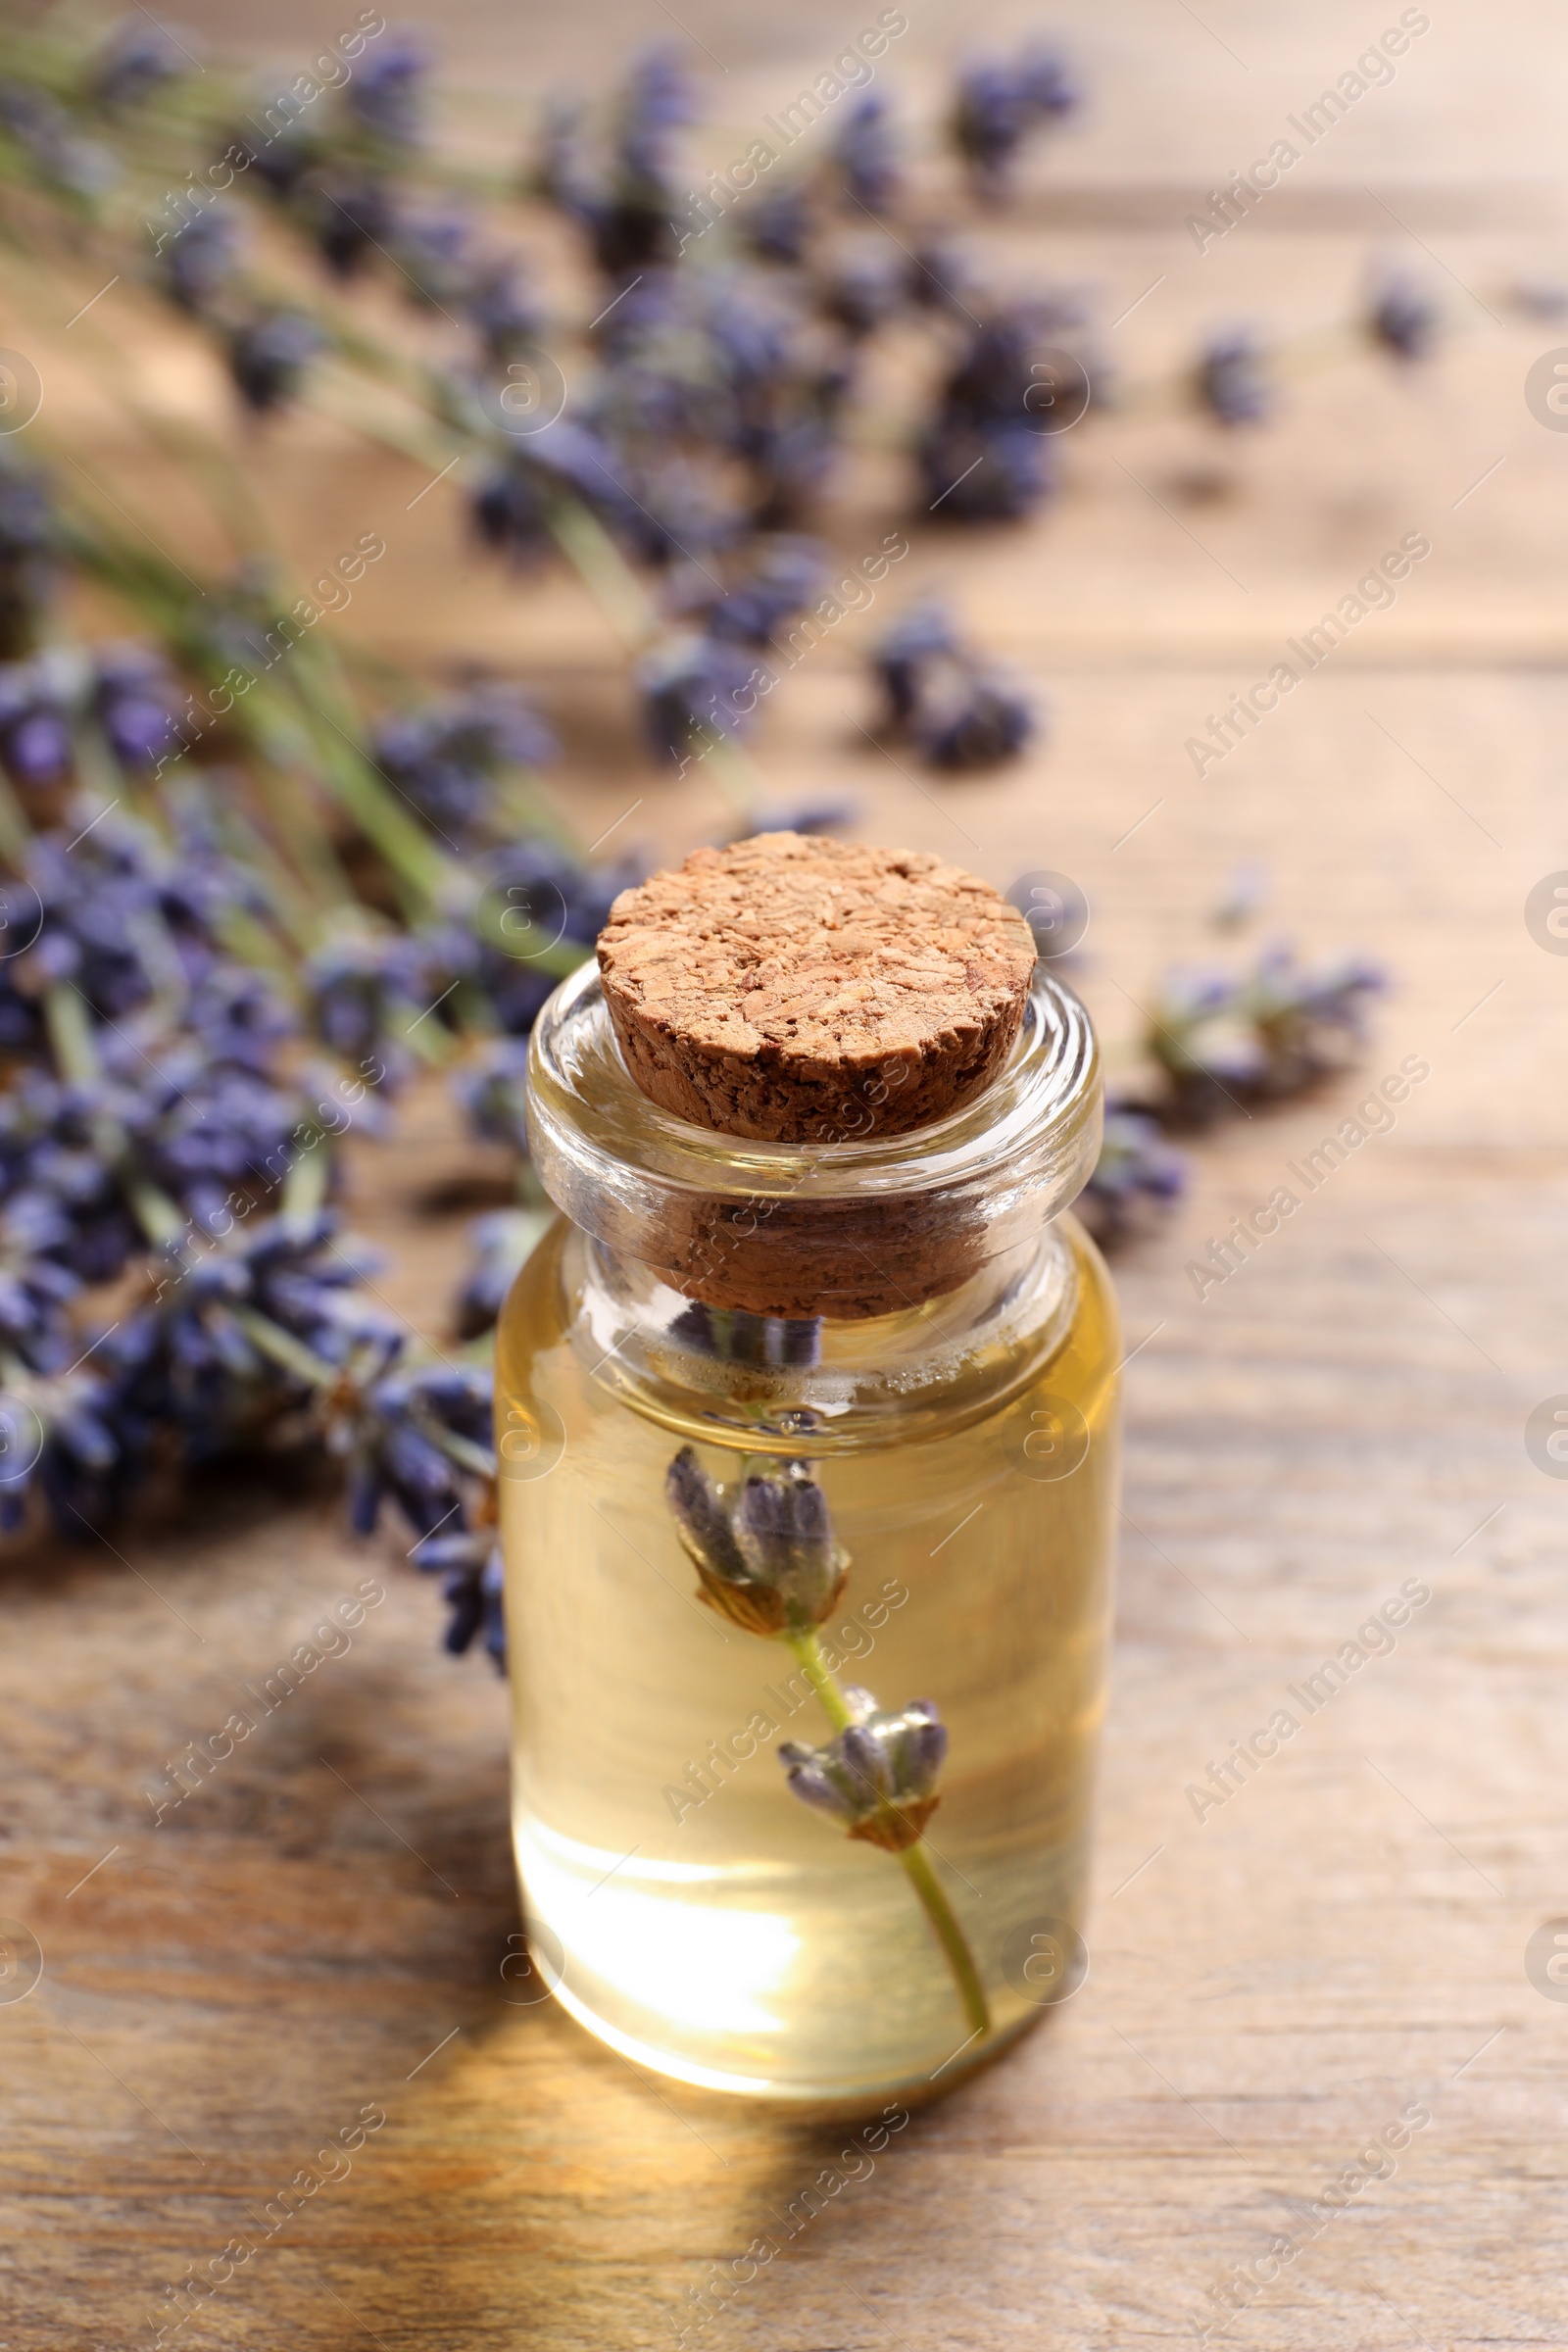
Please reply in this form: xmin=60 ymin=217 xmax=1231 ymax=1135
xmin=0 ymin=662 xmax=71 ymax=791
xmin=162 ymin=205 xmax=241 ymax=312
xmin=705 ymin=537 xmax=830 ymax=646
xmin=1209 ymin=859 xmax=1270 ymax=931
xmin=951 ymin=43 xmax=1079 ymax=199
xmin=835 ymin=93 xmax=900 ymax=214
xmin=312 ymin=175 xmax=395 ymax=276
xmin=873 ymin=602 xmax=960 ymax=725
xmin=872 ymin=603 xmax=1037 ymax=769
xmin=638 ymin=633 xmax=762 ymax=763
xmin=820 ymin=246 xmax=906 ymax=339
xmin=89 ymin=18 xmax=190 ymax=110
xmin=227 ymin=311 xmax=324 ymax=414
xmin=410 ymin=1523 xmax=505 ymax=1665
xmin=94 ymin=643 xmax=181 ymax=772
xmin=739 ymin=180 xmax=813 ymax=265
xmin=912 ymin=668 xmax=1036 ymax=770
xmin=1078 ymin=1103 xmax=1188 ymax=1248
xmin=345 ymin=32 xmax=430 ymax=146
xmin=452 ymin=1206 xmax=549 ymax=1340
xmin=1196 ymin=327 xmax=1273 ymax=426
xmin=920 ymin=416 xmax=1054 ymax=520
xmin=1369 ymin=274 xmax=1441 ymax=362
xmin=1242 ymin=943 xmax=1387 ymax=1095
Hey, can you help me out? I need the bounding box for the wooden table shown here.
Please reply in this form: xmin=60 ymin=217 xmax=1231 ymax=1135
xmin=6 ymin=2 xmax=1568 ymax=2344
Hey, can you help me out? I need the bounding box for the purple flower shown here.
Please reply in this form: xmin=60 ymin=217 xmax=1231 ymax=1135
xmin=312 ymin=176 xmax=395 ymax=277
xmin=372 ymin=684 xmax=557 ymax=843
xmin=162 ymin=205 xmax=240 ymax=312
xmin=467 ymin=260 xmax=548 ymax=362
xmin=835 ymin=93 xmax=900 ymax=214
xmin=452 ymin=1205 xmax=548 ymax=1339
xmin=1079 ymin=1103 xmax=1188 ymax=1248
xmin=93 ymin=643 xmax=181 ymax=771
xmin=390 ymin=206 xmax=474 ymax=310
xmin=345 ymin=32 xmax=430 ymax=146
xmin=665 ymin=1446 xmax=848 ymax=1634
xmin=411 ymin=1522 xmax=505 ymax=1665
xmin=0 ymin=452 xmax=56 ymax=657
xmin=705 ymin=537 xmax=830 ymax=647
xmin=1197 ymin=327 xmax=1273 ymax=426
xmin=739 ymin=180 xmax=813 ymax=266
xmin=0 ymin=662 xmax=71 ymax=790
xmin=1369 ymin=275 xmax=1440 ymax=361
xmin=666 ymin=1301 xmax=822 ymax=1368
xmin=952 ymin=44 xmax=1079 ymax=199
xmin=919 ymin=417 xmax=1054 ymax=521
xmin=227 ymin=311 xmax=324 ymax=414
xmin=873 ymin=602 xmax=960 ymax=725
xmin=638 ymin=633 xmax=764 ymax=763
xmin=914 ymin=671 xmax=1036 ymax=770
xmin=871 ymin=603 xmax=1037 ymax=769
xmin=90 ymin=19 xmax=190 ymax=110
xmin=779 ymin=1689 xmax=948 ymax=1850
xmin=820 ymin=247 xmax=906 ymax=339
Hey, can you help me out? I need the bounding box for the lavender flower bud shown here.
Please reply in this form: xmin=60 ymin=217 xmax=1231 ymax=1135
xmin=779 ymin=1691 xmax=948 ymax=1850
xmin=665 ymin=1445 xmax=848 ymax=1635
xmin=734 ymin=1468 xmax=848 ymax=1624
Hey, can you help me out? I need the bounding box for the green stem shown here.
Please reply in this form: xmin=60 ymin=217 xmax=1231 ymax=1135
xmin=280 ymin=1139 xmax=330 ymax=1229
xmin=896 ymin=1839 xmax=991 ymax=2043
xmin=785 ymin=1626 xmax=991 ymax=2040
xmin=785 ymin=1625 xmax=855 ymax=1733
xmin=228 ymin=1303 xmax=341 ymax=1392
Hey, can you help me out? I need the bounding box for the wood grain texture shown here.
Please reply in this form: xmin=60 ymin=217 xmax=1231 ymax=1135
xmin=5 ymin=2 xmax=1568 ymax=2345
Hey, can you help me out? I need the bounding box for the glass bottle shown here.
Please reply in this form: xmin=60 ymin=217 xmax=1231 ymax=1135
xmin=497 ymin=956 xmax=1120 ymax=2102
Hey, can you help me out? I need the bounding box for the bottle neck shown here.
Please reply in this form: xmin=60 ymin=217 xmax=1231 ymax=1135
xmin=559 ymin=1218 xmax=1081 ymax=1459
xmin=526 ymin=961 xmax=1102 ymax=1323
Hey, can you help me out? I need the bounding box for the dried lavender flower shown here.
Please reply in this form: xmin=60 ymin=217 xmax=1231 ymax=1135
xmin=227 ymin=311 xmax=324 ymax=414
xmin=1368 ymin=274 xmax=1440 ymax=362
xmin=1196 ymin=327 xmax=1273 ymax=426
xmin=835 ymin=93 xmax=901 ymax=214
xmin=665 ymin=1445 xmax=848 ymax=1635
xmin=779 ymin=1689 xmax=948 ymax=1850
xmin=951 ymin=44 xmax=1079 ymax=200
xmin=1078 ymin=1103 xmax=1188 ymax=1248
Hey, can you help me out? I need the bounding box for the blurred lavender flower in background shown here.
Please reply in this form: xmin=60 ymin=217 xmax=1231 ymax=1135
xmin=835 ymin=93 xmax=901 ymax=214
xmin=871 ymin=602 xmax=1036 ymax=769
xmin=346 ymin=30 xmax=431 ymax=147
xmin=411 ymin=1519 xmax=504 ymax=1662
xmin=227 ymin=310 xmax=325 ymax=413
xmin=1197 ymin=327 xmax=1273 ymax=426
xmin=951 ymin=41 xmax=1079 ymax=200
xmin=1078 ymin=1104 xmax=1188 ymax=1247
xmin=1368 ymin=273 xmax=1441 ymax=361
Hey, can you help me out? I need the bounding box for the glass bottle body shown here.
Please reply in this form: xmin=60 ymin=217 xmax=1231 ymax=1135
xmin=498 ymin=1211 xmax=1119 ymax=2102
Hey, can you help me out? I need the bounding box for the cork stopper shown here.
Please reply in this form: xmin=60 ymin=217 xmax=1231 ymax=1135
xmin=597 ymin=833 xmax=1037 ymax=1145
xmin=525 ymin=955 xmax=1101 ymax=1324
